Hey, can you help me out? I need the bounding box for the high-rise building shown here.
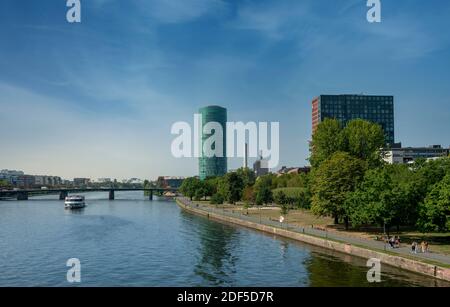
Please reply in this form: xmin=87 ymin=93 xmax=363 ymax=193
xmin=199 ymin=106 xmax=227 ymax=180
xmin=312 ymin=94 xmax=395 ymax=145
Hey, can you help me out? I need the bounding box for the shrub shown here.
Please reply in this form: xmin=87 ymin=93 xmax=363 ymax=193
xmin=210 ymin=193 xmax=224 ymax=205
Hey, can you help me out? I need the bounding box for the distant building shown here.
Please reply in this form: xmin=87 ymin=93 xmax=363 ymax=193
xmin=312 ymin=94 xmax=395 ymax=145
xmin=98 ymin=178 xmax=112 ymax=184
xmin=1 ymin=170 xmax=62 ymax=187
xmin=73 ymin=178 xmax=91 ymax=187
xmin=157 ymin=176 xmax=185 ymax=189
xmin=16 ymin=175 xmax=35 ymax=188
xmin=0 ymin=169 xmax=24 ymax=185
xmin=277 ymin=166 xmax=311 ymax=176
xmin=199 ymin=105 xmax=228 ymax=180
xmin=34 ymin=176 xmax=62 ymax=187
xmin=127 ymin=178 xmax=143 ymax=184
xmin=253 ymin=156 xmax=269 ymax=177
xmin=383 ymin=145 xmax=449 ymax=164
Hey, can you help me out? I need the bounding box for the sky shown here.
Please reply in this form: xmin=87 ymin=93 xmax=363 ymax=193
xmin=0 ymin=0 xmax=449 ymax=180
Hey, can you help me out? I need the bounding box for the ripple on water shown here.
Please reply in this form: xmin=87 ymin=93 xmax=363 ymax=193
xmin=0 ymin=193 xmax=448 ymax=287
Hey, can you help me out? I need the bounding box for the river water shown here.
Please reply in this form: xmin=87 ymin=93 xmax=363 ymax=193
xmin=0 ymin=191 xmax=446 ymax=287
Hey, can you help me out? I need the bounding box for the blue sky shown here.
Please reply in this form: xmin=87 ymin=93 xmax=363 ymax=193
xmin=1 ymin=0 xmax=449 ymax=180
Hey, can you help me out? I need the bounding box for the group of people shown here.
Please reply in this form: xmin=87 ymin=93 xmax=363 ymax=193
xmin=387 ymin=236 xmax=401 ymax=248
xmin=384 ymin=236 xmax=431 ymax=254
xmin=411 ymin=241 xmax=429 ymax=254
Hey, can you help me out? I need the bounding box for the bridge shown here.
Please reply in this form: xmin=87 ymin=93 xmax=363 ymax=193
xmin=0 ymin=188 xmax=179 ymax=201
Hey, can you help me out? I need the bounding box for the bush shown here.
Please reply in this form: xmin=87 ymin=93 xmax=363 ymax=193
xmin=273 ymin=187 xmax=311 ymax=209
xmin=210 ymin=193 xmax=224 ymax=205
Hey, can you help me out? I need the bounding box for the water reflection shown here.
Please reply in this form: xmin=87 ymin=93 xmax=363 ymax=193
xmin=1 ymin=194 xmax=448 ymax=287
xmin=194 ymin=219 xmax=239 ymax=286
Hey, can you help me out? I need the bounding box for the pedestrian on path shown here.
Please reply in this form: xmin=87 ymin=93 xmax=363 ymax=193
xmin=411 ymin=242 xmax=417 ymax=254
xmin=421 ymin=241 xmax=426 ymax=253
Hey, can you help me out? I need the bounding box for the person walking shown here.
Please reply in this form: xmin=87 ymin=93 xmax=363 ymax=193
xmin=411 ymin=242 xmax=417 ymax=254
xmin=421 ymin=241 xmax=426 ymax=253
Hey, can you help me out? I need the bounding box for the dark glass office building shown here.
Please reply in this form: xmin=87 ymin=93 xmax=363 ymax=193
xmin=312 ymin=94 xmax=395 ymax=145
xmin=199 ymin=106 xmax=227 ymax=180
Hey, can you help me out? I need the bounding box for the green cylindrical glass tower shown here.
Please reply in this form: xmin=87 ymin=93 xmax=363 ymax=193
xmin=199 ymin=105 xmax=227 ymax=180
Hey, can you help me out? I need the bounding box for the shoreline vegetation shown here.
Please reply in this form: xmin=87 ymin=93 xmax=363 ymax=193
xmin=179 ymin=118 xmax=450 ymax=280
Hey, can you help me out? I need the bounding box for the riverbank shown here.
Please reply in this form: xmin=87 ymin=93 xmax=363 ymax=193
xmin=176 ymin=198 xmax=450 ymax=282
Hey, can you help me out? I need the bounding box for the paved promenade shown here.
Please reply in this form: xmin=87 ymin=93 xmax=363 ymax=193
xmin=178 ymin=197 xmax=450 ymax=267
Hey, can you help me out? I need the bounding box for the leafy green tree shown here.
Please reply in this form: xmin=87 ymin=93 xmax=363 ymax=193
xmin=217 ymin=172 xmax=244 ymax=204
xmin=417 ymin=174 xmax=450 ymax=232
xmin=280 ymin=203 xmax=290 ymax=217
xmin=274 ymin=190 xmax=288 ymax=205
xmin=310 ymin=118 xmax=386 ymax=169
xmin=254 ymin=174 xmax=274 ymax=206
xmin=402 ymin=157 xmax=450 ymax=224
xmin=343 ymin=119 xmax=386 ymax=168
xmin=310 ymin=119 xmax=345 ymax=168
xmin=204 ymin=177 xmax=220 ymax=195
xmin=236 ymin=167 xmax=256 ymax=188
xmin=311 ymin=152 xmax=367 ymax=228
xmin=345 ymin=166 xmax=408 ymax=234
xmin=180 ymin=177 xmax=201 ymax=201
xmin=242 ymin=186 xmax=256 ymax=205
xmin=194 ymin=188 xmax=204 ymax=201
xmin=0 ymin=180 xmax=11 ymax=188
xmin=255 ymin=185 xmax=273 ymax=206
xmin=210 ymin=193 xmax=224 ymax=205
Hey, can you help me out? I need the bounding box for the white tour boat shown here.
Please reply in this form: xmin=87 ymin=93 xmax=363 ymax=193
xmin=65 ymin=195 xmax=86 ymax=209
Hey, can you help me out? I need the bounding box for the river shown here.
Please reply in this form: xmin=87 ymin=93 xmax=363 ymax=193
xmin=0 ymin=191 xmax=446 ymax=287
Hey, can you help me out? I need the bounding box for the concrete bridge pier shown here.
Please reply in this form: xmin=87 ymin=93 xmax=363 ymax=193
xmin=109 ymin=190 xmax=115 ymax=200
xmin=17 ymin=192 xmax=28 ymax=201
xmin=59 ymin=191 xmax=68 ymax=200
xmin=149 ymin=190 xmax=153 ymax=201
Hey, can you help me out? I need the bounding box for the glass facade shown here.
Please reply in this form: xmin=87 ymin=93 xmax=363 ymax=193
xmin=313 ymin=95 xmax=395 ymax=145
xmin=199 ymin=106 xmax=227 ymax=180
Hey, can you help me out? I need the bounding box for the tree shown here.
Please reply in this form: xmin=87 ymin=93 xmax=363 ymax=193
xmin=180 ymin=177 xmax=201 ymax=201
xmin=255 ymin=185 xmax=273 ymax=206
xmin=311 ymin=152 xmax=367 ymax=229
xmin=345 ymin=166 xmax=408 ymax=234
xmin=0 ymin=180 xmax=11 ymax=189
xmin=417 ymin=174 xmax=450 ymax=232
xmin=280 ymin=203 xmax=290 ymax=217
xmin=210 ymin=193 xmax=224 ymax=205
xmin=310 ymin=119 xmax=345 ymax=168
xmin=343 ymin=119 xmax=386 ymax=168
xmin=236 ymin=167 xmax=256 ymax=188
xmin=403 ymin=157 xmax=450 ymax=223
xmin=254 ymin=175 xmax=274 ymax=206
xmin=310 ymin=118 xmax=387 ymax=169
xmin=275 ymin=190 xmax=291 ymax=216
xmin=217 ymin=172 xmax=244 ymax=204
xmin=274 ymin=190 xmax=288 ymax=206
xmin=242 ymin=186 xmax=256 ymax=205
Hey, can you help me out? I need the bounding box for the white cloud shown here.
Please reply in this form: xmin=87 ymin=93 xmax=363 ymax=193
xmin=231 ymin=0 xmax=312 ymax=40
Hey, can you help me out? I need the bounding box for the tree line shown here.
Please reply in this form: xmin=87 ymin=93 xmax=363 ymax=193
xmin=180 ymin=118 xmax=450 ymax=234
